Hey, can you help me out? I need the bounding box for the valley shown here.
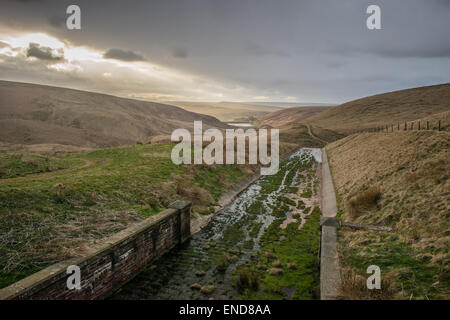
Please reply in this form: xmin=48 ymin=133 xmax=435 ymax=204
xmin=0 ymin=81 xmax=448 ymax=299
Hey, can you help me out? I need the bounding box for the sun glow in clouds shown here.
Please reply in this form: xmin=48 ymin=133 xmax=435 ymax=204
xmin=2 ymin=33 xmax=66 ymax=49
xmin=0 ymin=32 xmax=297 ymax=102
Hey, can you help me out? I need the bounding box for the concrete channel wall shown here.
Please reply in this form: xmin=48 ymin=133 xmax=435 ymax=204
xmin=0 ymin=200 xmax=191 ymax=300
xmin=319 ymin=148 xmax=341 ymax=300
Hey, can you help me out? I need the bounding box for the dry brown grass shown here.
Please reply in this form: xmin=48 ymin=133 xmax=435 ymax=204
xmin=308 ymin=83 xmax=450 ymax=134
xmin=175 ymin=180 xmax=213 ymax=205
xmin=327 ymin=130 xmax=449 ymax=299
xmin=416 ymin=110 xmax=450 ymax=131
xmin=346 ymin=187 xmax=381 ymax=220
xmin=258 ymin=106 xmax=332 ymax=128
xmin=0 ymin=80 xmax=227 ymax=148
xmin=338 ymin=268 xmax=395 ymax=300
xmin=165 ymin=101 xmax=281 ymax=122
xmin=0 ymin=209 xmax=141 ymax=272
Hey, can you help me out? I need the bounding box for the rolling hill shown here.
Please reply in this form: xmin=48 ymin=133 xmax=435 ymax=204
xmin=307 ymin=84 xmax=450 ymax=134
xmin=327 ymin=130 xmax=449 ymax=299
xmin=257 ymin=106 xmax=332 ymax=128
xmin=165 ymin=101 xmax=283 ymax=122
xmin=0 ymin=81 xmax=227 ymax=148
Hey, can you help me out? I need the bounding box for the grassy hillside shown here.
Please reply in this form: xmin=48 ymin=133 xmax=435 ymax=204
xmin=258 ymin=106 xmax=332 ymax=128
xmin=308 ymin=84 xmax=450 ymax=134
xmin=326 ymin=131 xmax=449 ymax=299
xmin=0 ymin=81 xmax=226 ymax=148
xmin=166 ymin=101 xmax=283 ymax=122
xmin=0 ymin=143 xmax=261 ymax=289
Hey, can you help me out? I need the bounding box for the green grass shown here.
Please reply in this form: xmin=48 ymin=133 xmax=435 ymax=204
xmin=226 ymin=153 xmax=321 ymax=299
xmin=0 ymin=153 xmax=82 ymax=178
xmin=0 ymin=143 xmax=250 ymax=289
xmin=236 ymin=207 xmax=321 ymax=300
xmin=340 ymin=236 xmax=449 ymax=299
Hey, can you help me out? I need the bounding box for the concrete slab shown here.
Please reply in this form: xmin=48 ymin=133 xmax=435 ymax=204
xmin=319 ymin=148 xmax=341 ymax=300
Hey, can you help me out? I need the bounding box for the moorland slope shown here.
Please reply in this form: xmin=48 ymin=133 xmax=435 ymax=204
xmin=0 ymin=81 xmax=226 ymax=148
xmin=307 ymin=84 xmax=450 ymax=134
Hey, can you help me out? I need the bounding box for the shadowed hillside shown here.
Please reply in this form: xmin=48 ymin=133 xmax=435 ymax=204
xmin=0 ymin=81 xmax=227 ymax=148
xmin=165 ymin=101 xmax=283 ymax=122
xmin=308 ymin=84 xmax=450 ymax=134
xmin=258 ymin=106 xmax=332 ymax=128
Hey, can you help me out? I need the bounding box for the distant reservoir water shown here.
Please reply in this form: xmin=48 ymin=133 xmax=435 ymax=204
xmin=227 ymin=123 xmax=253 ymax=127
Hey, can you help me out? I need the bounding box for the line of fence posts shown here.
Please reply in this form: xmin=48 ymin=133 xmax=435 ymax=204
xmin=361 ymin=119 xmax=443 ymax=134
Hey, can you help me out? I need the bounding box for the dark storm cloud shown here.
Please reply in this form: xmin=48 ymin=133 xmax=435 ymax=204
xmin=48 ymin=15 xmax=65 ymax=28
xmin=244 ymin=42 xmax=289 ymax=57
xmin=103 ymin=48 xmax=146 ymax=62
xmin=370 ymin=46 xmax=450 ymax=59
xmin=0 ymin=0 xmax=450 ymax=103
xmin=172 ymin=47 xmax=188 ymax=59
xmin=26 ymin=43 xmax=64 ymax=61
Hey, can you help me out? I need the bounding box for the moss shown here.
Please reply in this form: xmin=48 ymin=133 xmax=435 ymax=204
xmin=237 ymin=207 xmax=321 ymax=300
xmin=279 ymin=196 xmax=296 ymax=207
xmin=300 ymin=188 xmax=312 ymax=198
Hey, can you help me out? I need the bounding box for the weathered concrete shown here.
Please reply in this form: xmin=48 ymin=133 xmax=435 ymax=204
xmin=321 ymin=216 xmax=340 ymax=228
xmin=320 ymin=149 xmax=338 ymax=218
xmin=319 ymin=148 xmax=341 ymax=300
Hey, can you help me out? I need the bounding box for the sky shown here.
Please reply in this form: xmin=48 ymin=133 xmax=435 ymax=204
xmin=0 ymin=0 xmax=449 ymax=104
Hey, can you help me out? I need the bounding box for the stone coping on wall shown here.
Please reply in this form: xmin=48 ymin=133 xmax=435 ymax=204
xmin=0 ymin=200 xmax=191 ymax=300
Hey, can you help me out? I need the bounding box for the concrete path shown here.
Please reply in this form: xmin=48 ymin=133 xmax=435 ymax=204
xmin=319 ymin=148 xmax=341 ymax=300
xmin=320 ymin=148 xmax=337 ymax=218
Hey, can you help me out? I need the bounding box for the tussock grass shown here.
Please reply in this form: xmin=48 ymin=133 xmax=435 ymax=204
xmin=0 ymin=143 xmax=256 ymax=288
xmin=346 ymin=187 xmax=381 ymax=220
xmin=235 ymin=268 xmax=259 ymax=293
xmin=327 ymin=130 xmax=450 ymax=299
xmin=338 ymin=268 xmax=394 ymax=300
xmin=0 ymin=153 xmax=80 ymax=179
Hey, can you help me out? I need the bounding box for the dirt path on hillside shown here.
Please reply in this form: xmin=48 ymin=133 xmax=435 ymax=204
xmin=0 ymin=158 xmax=102 ymax=185
xmin=307 ymin=124 xmax=328 ymax=145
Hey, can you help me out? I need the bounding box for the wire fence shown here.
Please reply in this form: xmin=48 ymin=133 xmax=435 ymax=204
xmin=356 ymin=119 xmax=448 ymax=134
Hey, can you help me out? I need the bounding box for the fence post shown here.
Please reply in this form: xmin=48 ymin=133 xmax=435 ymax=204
xmin=404 ymin=122 xmax=407 ymax=131
xmin=398 ymin=122 xmax=400 ymax=131
xmin=391 ymin=124 xmax=394 ymax=132
xmin=439 ymin=120 xmax=441 ymax=131
xmin=418 ymin=121 xmax=421 ymax=130
xmin=427 ymin=121 xmax=429 ymax=130
xmin=411 ymin=122 xmax=414 ymax=130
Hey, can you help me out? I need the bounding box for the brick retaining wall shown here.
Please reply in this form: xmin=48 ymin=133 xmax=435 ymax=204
xmin=0 ymin=200 xmax=191 ymax=300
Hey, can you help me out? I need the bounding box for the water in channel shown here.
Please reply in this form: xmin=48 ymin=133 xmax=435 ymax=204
xmin=112 ymin=148 xmax=322 ymax=300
